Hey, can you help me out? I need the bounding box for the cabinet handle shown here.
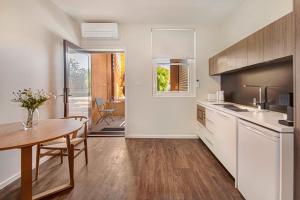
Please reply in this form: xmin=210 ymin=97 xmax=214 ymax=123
xmin=206 ymin=118 xmax=214 ymax=124
xmin=240 ymin=123 xmax=279 ymax=141
xmin=206 ymin=108 xmax=215 ymax=113
xmin=217 ymin=112 xmax=230 ymax=119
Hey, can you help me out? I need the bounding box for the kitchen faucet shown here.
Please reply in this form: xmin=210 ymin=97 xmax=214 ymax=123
xmin=243 ymin=84 xmax=265 ymax=110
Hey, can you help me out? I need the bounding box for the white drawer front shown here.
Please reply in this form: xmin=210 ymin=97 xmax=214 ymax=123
xmin=205 ymin=107 xmax=216 ymax=121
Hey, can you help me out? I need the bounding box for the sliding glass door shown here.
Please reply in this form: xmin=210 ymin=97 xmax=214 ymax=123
xmin=63 ymin=40 xmax=91 ymax=118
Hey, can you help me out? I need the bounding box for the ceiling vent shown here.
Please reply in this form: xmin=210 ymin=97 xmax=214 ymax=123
xmin=81 ymin=23 xmax=118 ymax=39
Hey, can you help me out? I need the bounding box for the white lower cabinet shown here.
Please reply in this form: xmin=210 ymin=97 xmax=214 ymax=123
xmin=201 ymin=107 xmax=237 ymax=178
xmin=214 ymin=110 xmax=237 ymax=178
xmin=238 ymin=119 xmax=280 ymax=200
xmin=196 ymin=121 xmax=215 ymax=152
xmin=196 ymin=104 xmax=294 ymax=200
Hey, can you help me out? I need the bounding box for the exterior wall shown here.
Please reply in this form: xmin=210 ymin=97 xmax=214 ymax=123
xmin=91 ymin=53 xmax=112 ymax=124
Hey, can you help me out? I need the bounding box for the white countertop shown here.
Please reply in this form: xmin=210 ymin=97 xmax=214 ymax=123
xmin=197 ymin=100 xmax=294 ymax=133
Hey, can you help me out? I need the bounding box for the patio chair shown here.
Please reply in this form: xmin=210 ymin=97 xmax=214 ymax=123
xmin=95 ymin=98 xmax=115 ymax=125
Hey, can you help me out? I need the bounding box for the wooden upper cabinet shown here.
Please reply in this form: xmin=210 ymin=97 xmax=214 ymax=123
xmin=209 ymin=39 xmax=247 ymax=75
xmin=209 ymin=12 xmax=294 ymax=76
xmin=226 ymin=45 xmax=236 ymax=72
xmin=286 ymin=13 xmax=295 ymax=56
xmin=226 ymin=40 xmax=247 ymax=72
xmin=209 ymin=52 xmax=226 ymax=75
xmin=216 ymin=51 xmax=228 ymax=74
xmin=247 ymin=29 xmax=264 ymax=65
xmin=263 ymin=13 xmax=294 ymax=62
xmin=209 ymin=56 xmax=218 ymax=75
xmin=235 ymin=39 xmax=248 ymax=69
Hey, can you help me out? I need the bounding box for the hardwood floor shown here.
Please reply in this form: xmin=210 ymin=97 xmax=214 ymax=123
xmin=0 ymin=138 xmax=244 ymax=200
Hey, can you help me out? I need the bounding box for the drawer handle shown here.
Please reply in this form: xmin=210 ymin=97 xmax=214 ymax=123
xmin=217 ymin=112 xmax=230 ymax=119
xmin=241 ymin=124 xmax=279 ymax=140
xmin=206 ymin=108 xmax=215 ymax=113
xmin=206 ymin=118 xmax=214 ymax=124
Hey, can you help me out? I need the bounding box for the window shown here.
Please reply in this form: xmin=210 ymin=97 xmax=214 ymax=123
xmin=151 ymin=28 xmax=196 ymax=97
xmin=153 ymin=58 xmax=195 ymax=96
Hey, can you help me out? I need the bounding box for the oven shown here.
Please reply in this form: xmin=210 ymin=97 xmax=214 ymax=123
xmin=197 ymin=105 xmax=206 ymax=126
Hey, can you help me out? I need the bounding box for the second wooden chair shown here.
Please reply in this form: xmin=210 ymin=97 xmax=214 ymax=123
xmin=35 ymin=116 xmax=89 ymax=180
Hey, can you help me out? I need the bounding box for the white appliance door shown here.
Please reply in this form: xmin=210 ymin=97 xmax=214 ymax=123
xmin=238 ymin=120 xmax=280 ymax=200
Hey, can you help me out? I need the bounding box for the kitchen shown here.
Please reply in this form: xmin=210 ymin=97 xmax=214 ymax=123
xmin=196 ymin=12 xmax=294 ymax=200
xmin=1 ymin=0 xmax=300 ymax=200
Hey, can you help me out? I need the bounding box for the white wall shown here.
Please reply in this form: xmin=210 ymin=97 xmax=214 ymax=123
xmin=81 ymin=24 xmax=220 ymax=138
xmin=218 ymin=0 xmax=293 ymax=51
xmin=0 ymin=0 xmax=80 ymax=189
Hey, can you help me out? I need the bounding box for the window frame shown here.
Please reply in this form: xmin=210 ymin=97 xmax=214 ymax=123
xmin=151 ymin=28 xmax=196 ymax=98
xmin=152 ymin=58 xmax=196 ymax=97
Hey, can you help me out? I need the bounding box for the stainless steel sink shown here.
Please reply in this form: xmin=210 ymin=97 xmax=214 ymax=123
xmin=213 ymin=104 xmax=250 ymax=112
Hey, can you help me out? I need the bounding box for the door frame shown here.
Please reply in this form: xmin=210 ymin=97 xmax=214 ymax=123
xmin=86 ymin=48 xmax=128 ymax=137
xmin=65 ymin=44 xmax=128 ymax=137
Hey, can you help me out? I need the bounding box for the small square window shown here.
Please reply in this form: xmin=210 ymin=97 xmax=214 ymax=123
xmin=153 ymin=59 xmax=195 ymax=97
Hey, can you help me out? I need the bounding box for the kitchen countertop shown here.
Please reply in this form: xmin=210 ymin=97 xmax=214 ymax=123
xmin=197 ymin=100 xmax=294 ymax=133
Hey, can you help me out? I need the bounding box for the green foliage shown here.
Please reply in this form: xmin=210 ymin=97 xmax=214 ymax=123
xmin=157 ymin=66 xmax=170 ymax=91
xmin=12 ymin=89 xmax=51 ymax=110
xmin=69 ymin=58 xmax=88 ymax=89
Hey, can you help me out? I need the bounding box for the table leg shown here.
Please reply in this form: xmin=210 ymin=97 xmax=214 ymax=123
xmin=21 ymin=146 xmax=33 ymax=200
xmin=66 ymin=134 xmax=75 ymax=187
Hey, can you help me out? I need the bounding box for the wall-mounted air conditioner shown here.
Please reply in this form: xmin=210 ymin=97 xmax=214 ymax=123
xmin=81 ymin=23 xmax=118 ymax=39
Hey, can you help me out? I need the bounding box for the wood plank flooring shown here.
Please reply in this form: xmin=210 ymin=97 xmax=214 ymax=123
xmin=0 ymin=138 xmax=244 ymax=200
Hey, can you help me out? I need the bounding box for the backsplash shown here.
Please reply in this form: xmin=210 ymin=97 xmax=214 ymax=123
xmin=221 ymin=60 xmax=293 ymax=113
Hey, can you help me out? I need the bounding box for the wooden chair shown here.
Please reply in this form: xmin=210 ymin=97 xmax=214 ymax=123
xmin=95 ymin=98 xmax=115 ymax=125
xmin=35 ymin=116 xmax=89 ymax=180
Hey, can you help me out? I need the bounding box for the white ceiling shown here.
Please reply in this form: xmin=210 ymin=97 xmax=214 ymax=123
xmin=51 ymin=0 xmax=244 ymax=25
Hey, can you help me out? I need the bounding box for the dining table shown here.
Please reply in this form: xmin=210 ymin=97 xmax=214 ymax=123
xmin=0 ymin=119 xmax=83 ymax=200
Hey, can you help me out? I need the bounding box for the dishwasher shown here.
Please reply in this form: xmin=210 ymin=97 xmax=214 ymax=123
xmin=237 ymin=119 xmax=280 ymax=200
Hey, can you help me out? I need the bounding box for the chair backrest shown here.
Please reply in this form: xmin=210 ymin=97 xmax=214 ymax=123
xmin=95 ymin=98 xmax=107 ymax=113
xmin=65 ymin=116 xmax=88 ymax=138
xmin=65 ymin=116 xmax=88 ymax=121
xmin=95 ymin=98 xmax=105 ymax=106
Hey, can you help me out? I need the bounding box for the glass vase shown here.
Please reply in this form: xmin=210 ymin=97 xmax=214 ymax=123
xmin=22 ymin=108 xmax=39 ymax=130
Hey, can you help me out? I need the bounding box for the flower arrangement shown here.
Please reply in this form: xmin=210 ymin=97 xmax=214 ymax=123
xmin=12 ymin=89 xmax=52 ymax=129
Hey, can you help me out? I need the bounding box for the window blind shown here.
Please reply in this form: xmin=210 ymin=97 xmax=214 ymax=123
xmin=151 ymin=29 xmax=195 ymax=59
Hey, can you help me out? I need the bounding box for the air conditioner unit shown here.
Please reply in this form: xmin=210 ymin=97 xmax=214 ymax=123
xmin=81 ymin=23 xmax=118 ymax=39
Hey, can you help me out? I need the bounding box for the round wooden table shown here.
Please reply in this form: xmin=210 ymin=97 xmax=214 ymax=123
xmin=0 ymin=119 xmax=83 ymax=200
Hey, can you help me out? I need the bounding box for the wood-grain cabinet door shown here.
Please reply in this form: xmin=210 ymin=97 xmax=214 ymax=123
xmin=209 ymin=56 xmax=217 ymax=75
xmin=209 ymin=41 xmax=247 ymax=75
xmin=286 ymin=12 xmax=295 ymax=56
xmin=216 ymin=51 xmax=228 ymax=74
xmin=247 ymin=29 xmax=264 ymax=65
xmin=225 ymin=46 xmax=236 ymax=72
xmin=209 ymin=52 xmax=228 ymax=75
xmin=263 ymin=13 xmax=294 ymax=62
xmin=235 ymin=39 xmax=248 ymax=69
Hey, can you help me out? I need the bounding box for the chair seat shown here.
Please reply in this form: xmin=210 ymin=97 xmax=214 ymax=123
xmin=101 ymin=109 xmax=115 ymax=112
xmin=41 ymin=138 xmax=66 ymax=146
xmin=41 ymin=138 xmax=85 ymax=149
